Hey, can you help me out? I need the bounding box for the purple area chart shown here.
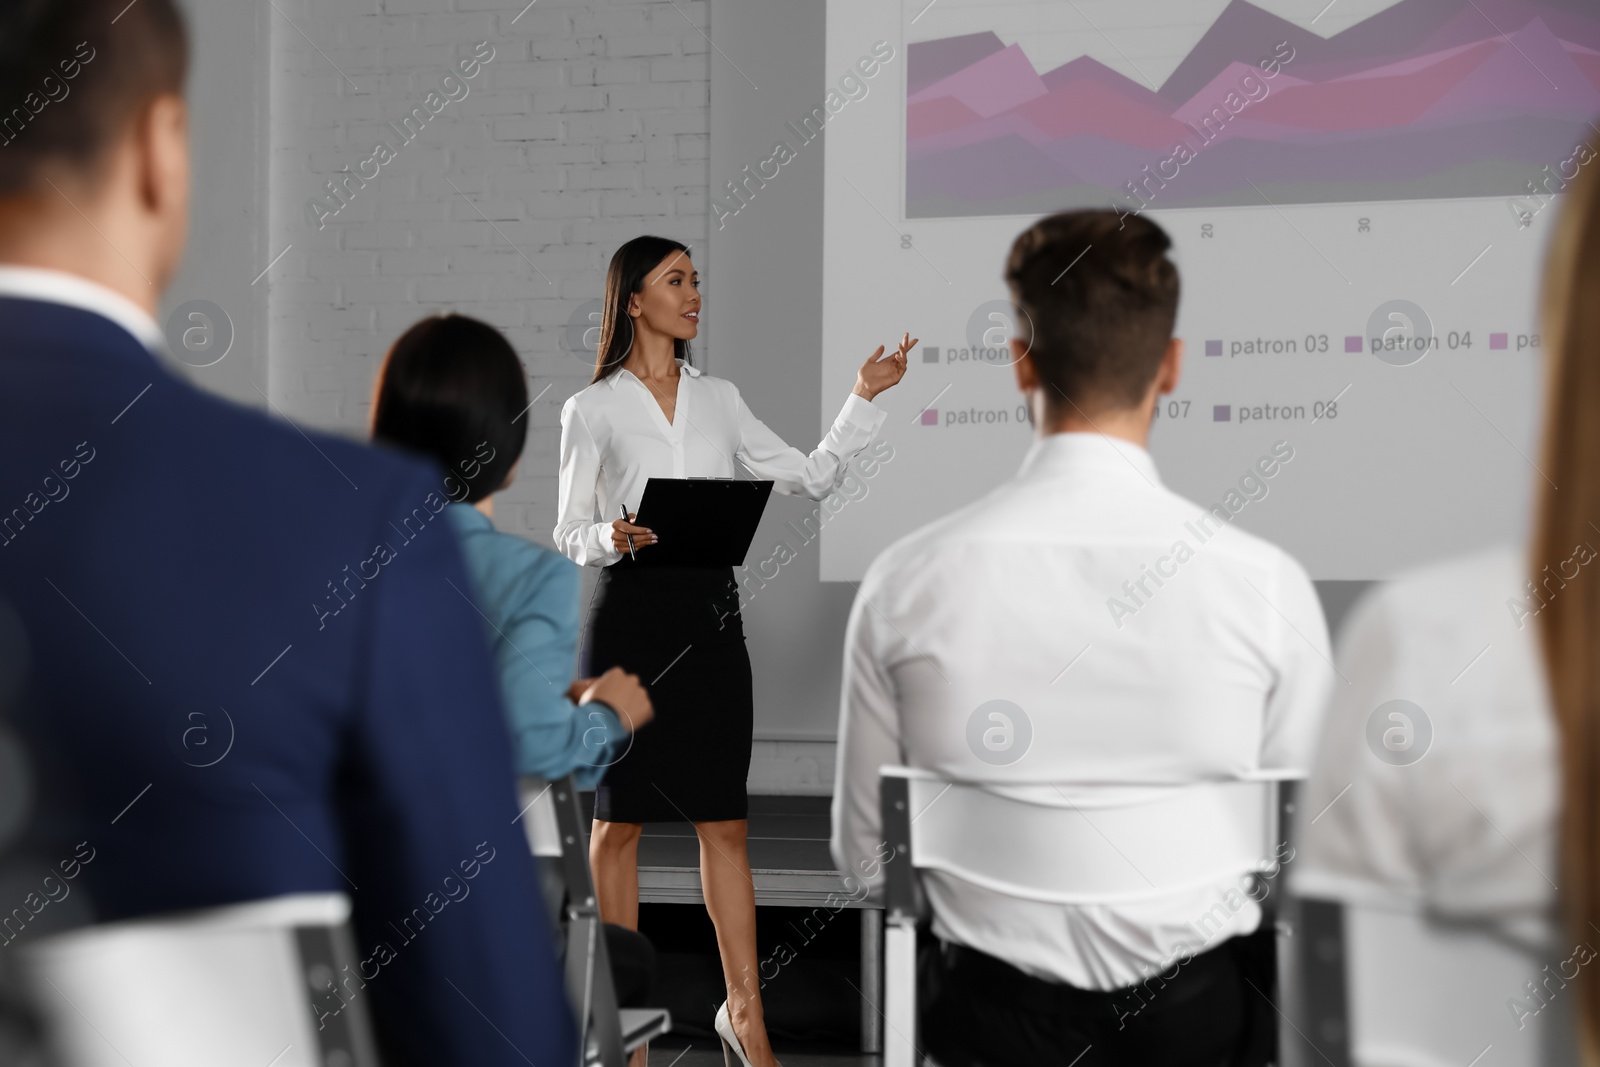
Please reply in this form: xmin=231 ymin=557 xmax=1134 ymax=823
xmin=905 ymin=0 xmax=1600 ymax=217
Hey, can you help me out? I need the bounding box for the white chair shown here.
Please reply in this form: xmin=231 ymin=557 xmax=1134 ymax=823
xmin=878 ymin=765 xmax=1300 ymax=1067
xmin=1293 ymin=891 xmax=1579 ymax=1067
xmin=16 ymin=891 xmax=377 ymax=1067
xmin=518 ymin=775 xmax=672 ymax=1067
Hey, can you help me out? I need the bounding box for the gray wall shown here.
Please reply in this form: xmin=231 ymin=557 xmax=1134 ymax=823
xmin=708 ymin=0 xmax=858 ymax=744
xmin=160 ymin=0 xmax=270 ymax=404
xmin=265 ymin=0 xmax=710 ymax=521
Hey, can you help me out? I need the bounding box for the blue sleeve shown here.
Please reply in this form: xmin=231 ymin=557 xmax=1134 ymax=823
xmin=498 ymin=551 xmax=626 ymax=788
xmin=346 ymin=473 xmax=577 ymax=1067
xmin=567 ymin=702 xmax=628 ymax=791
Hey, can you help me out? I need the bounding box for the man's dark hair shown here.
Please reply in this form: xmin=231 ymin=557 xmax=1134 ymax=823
xmin=1004 ymin=211 xmax=1180 ymax=415
xmin=0 ymin=0 xmax=189 ymax=197
xmin=372 ymin=315 xmax=529 ymax=505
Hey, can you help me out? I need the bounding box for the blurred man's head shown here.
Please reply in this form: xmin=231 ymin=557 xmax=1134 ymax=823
xmin=0 ymin=0 xmax=191 ymax=307
xmin=1004 ymin=211 xmax=1182 ymax=440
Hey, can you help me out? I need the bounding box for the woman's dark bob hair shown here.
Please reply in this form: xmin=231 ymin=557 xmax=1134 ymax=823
xmin=370 ymin=314 xmax=527 ymax=505
xmin=591 ymin=235 xmax=695 ymax=384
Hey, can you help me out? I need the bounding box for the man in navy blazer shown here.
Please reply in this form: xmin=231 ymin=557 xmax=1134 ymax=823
xmin=0 ymin=4 xmax=576 ymax=1065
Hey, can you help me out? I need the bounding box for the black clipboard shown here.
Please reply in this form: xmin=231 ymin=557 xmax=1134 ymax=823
xmin=628 ymin=477 xmax=773 ymax=567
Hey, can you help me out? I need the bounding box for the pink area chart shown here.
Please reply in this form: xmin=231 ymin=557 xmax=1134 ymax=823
xmin=905 ymin=0 xmax=1600 ymax=217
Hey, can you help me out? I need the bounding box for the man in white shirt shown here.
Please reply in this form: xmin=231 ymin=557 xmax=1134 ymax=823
xmin=831 ymin=210 xmax=1333 ymax=1066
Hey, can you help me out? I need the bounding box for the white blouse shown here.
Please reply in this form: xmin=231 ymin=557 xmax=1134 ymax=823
xmin=555 ymin=359 xmax=887 ymax=567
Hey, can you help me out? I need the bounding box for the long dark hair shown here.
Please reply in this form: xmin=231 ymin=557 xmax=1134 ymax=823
xmin=1534 ymin=130 xmax=1600 ymax=1061
xmin=370 ymin=314 xmax=527 ymax=505
xmin=591 ymin=235 xmax=695 ymax=385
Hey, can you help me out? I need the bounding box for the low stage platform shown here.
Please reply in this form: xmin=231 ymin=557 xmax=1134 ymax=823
xmin=583 ymin=794 xmax=885 ymax=1054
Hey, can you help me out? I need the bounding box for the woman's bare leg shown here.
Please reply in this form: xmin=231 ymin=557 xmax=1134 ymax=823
xmin=591 ymin=818 xmax=642 ymax=929
xmin=590 ymin=820 xmax=648 ymax=1067
xmin=696 ymin=818 xmax=779 ymax=1067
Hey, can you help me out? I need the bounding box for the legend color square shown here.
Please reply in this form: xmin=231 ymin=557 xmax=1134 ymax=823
xmin=1490 ymin=333 xmax=1508 ymax=350
xmin=1213 ymin=405 xmax=1231 ymax=422
xmin=920 ymin=408 xmax=938 ymax=426
xmin=1205 ymin=340 xmax=1222 ymax=357
xmin=1344 ymin=336 xmax=1363 ymax=353
xmin=922 ymin=346 xmax=940 ymax=363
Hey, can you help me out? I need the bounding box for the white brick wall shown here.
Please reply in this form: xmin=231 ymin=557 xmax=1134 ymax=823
xmin=270 ymin=0 xmax=710 ymax=546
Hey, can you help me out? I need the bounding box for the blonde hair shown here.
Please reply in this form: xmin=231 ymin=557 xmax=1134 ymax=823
xmin=1534 ymin=128 xmax=1600 ymax=1062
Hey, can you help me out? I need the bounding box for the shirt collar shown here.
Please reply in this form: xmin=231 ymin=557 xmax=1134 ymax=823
xmin=0 ymin=265 xmax=165 ymax=353
xmin=1016 ymin=431 xmax=1162 ymax=486
xmin=605 ymin=357 xmax=700 ymax=389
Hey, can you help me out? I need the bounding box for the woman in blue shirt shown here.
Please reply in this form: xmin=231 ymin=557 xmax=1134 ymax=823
xmin=370 ymin=314 xmax=658 ymax=1050
xmin=370 ymin=314 xmax=654 ymax=784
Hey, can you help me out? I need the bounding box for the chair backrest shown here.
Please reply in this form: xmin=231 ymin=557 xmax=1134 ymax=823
xmin=1297 ymin=893 xmax=1579 ymax=1067
xmin=881 ymin=766 xmax=1295 ymax=907
xmin=17 ymin=892 xmax=377 ymax=1067
xmin=517 ymin=776 xmax=565 ymax=859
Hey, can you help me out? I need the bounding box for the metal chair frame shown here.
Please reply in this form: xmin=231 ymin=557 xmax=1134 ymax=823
xmin=541 ymin=776 xmax=672 ymax=1067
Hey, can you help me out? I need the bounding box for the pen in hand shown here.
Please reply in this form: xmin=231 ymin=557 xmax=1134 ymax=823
xmin=619 ymin=504 xmax=637 ymax=561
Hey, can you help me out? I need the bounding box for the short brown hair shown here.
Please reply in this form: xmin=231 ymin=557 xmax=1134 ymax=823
xmin=0 ymin=0 xmax=189 ymax=197
xmin=1004 ymin=210 xmax=1180 ymax=414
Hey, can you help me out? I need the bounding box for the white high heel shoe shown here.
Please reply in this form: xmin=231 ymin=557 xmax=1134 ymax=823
xmin=713 ymin=1000 xmax=755 ymax=1067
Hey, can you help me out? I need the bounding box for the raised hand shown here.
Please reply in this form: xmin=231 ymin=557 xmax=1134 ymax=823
xmin=853 ymin=331 xmax=916 ymax=401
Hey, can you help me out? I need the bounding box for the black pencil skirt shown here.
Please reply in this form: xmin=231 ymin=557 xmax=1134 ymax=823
xmin=582 ymin=560 xmax=753 ymax=824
